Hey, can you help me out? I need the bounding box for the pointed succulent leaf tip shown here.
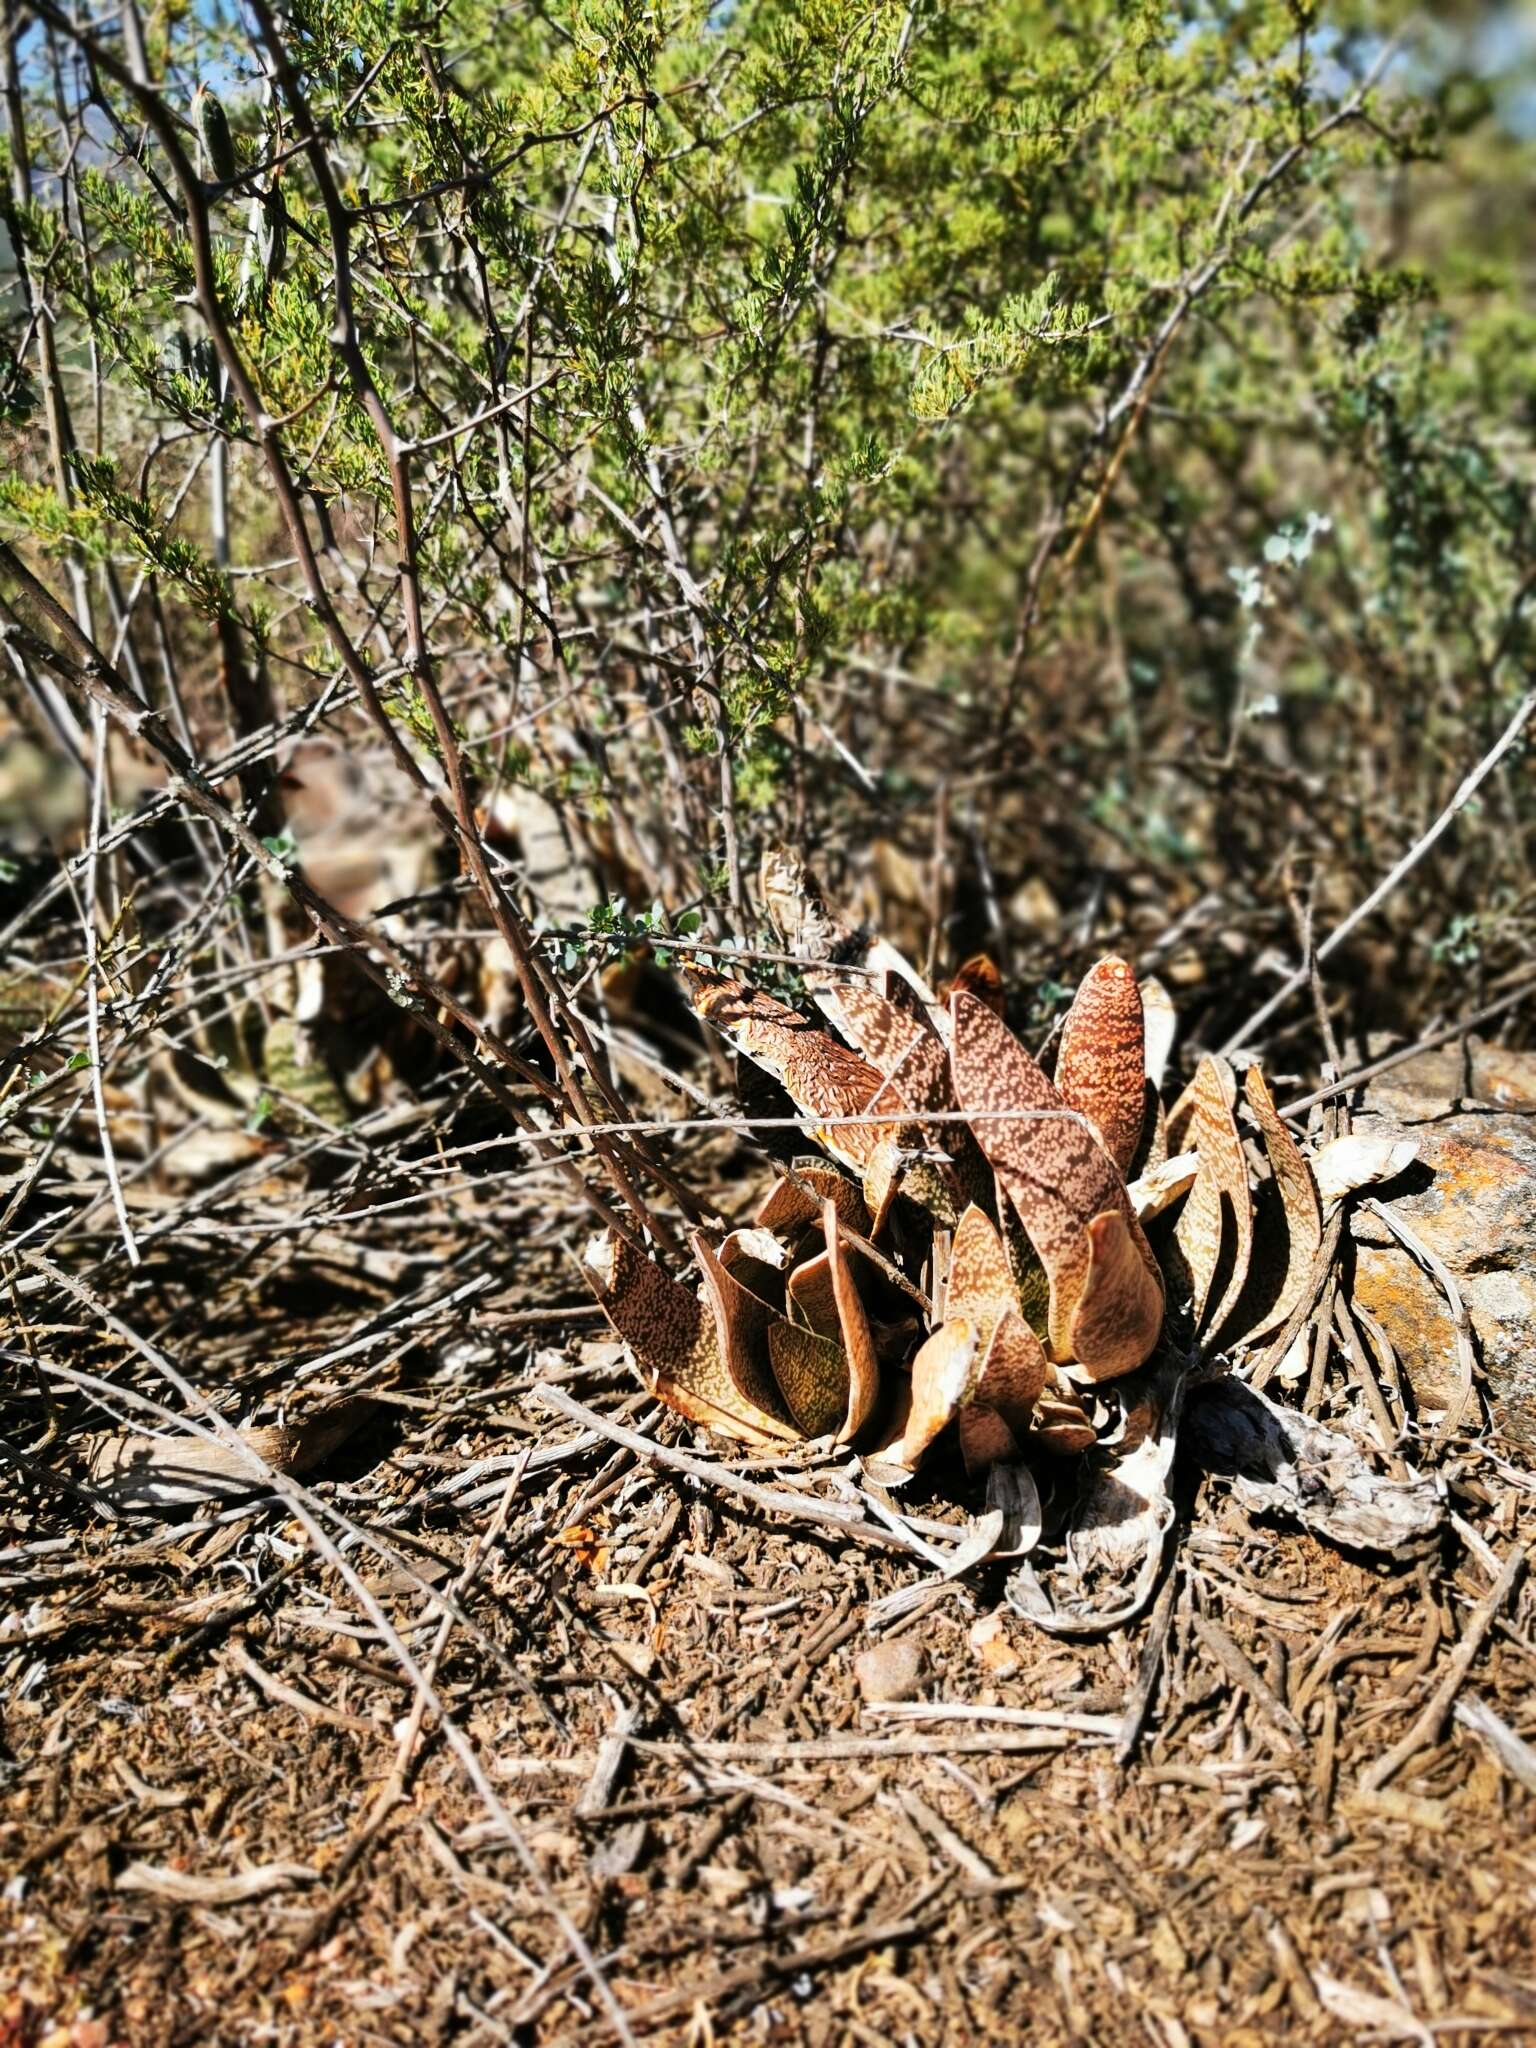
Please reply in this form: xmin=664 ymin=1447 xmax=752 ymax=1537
xmin=1168 ymin=1054 xmax=1253 ymax=1342
xmin=947 ymin=953 xmax=1006 ymax=1018
xmin=972 ymin=1305 xmax=1050 ymax=1424
xmin=691 ymin=1231 xmax=800 ymax=1431
xmin=949 ymin=990 xmax=1161 ymax=1371
xmin=582 ymin=1232 xmax=794 ymax=1445
xmin=1054 ymin=957 xmax=1147 ymax=1176
xmin=686 ymin=966 xmax=885 ymax=1172
xmin=767 ymin=1321 xmax=850 ymax=1440
xmin=947 ymin=1204 xmax=1015 ymax=1335
xmin=893 ymin=1317 xmax=980 ymax=1468
xmin=1234 ymin=1067 xmax=1323 ymax=1343
xmin=1069 ymin=1210 xmax=1167 ymax=1380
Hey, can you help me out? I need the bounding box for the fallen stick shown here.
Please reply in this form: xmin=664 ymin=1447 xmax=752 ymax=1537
xmin=1358 ymin=1543 xmax=1527 ymax=1792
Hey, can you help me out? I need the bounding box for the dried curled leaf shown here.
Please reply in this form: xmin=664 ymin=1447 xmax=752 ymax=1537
xmin=1185 ymin=1377 xmax=1440 ymax=1555
xmin=1054 ymin=957 xmax=1147 ymax=1176
xmin=950 ymin=992 xmax=1163 ymax=1378
xmin=1232 ymin=1067 xmax=1323 ymax=1344
xmin=1140 ymin=975 xmax=1178 ymax=1092
xmin=584 ymin=1234 xmax=795 ymax=1445
xmin=1312 ymin=1134 xmax=1420 ymax=1207
xmin=824 ymin=1199 xmax=882 ymax=1442
xmin=1168 ymin=1054 xmax=1253 ymax=1344
xmin=86 ymin=1400 xmax=374 ymax=1508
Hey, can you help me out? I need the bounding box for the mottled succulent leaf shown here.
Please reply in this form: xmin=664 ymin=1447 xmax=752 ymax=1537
xmin=693 ymin=1232 xmax=799 ymax=1431
xmin=754 ymin=1158 xmax=868 ymax=1237
xmin=950 ymin=992 xmax=1162 ymax=1374
xmin=891 ymin=1317 xmax=980 ymax=1468
xmin=1030 ymin=1371 xmax=1098 ymax=1455
xmin=767 ymin=1321 xmax=850 ymax=1440
xmin=687 ymin=968 xmax=884 ymax=1172
xmin=1069 ymin=1210 xmax=1168 ymax=1381
xmin=1055 ymin=957 xmax=1147 ymax=1175
xmin=958 ymin=1402 xmax=1018 ymax=1475
xmin=584 ymin=1233 xmax=795 ymax=1445
xmin=824 ymin=1199 xmax=882 ymax=1442
xmin=947 ymin=953 xmax=1006 ymax=1017
xmin=973 ymin=1305 xmax=1050 ymax=1421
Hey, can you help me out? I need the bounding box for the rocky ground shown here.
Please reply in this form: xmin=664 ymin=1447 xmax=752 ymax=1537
xmin=3 ymin=1044 xmax=1535 ymax=2046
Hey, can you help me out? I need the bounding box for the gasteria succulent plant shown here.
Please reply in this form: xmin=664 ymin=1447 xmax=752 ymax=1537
xmin=584 ymin=854 xmax=1328 ymax=1486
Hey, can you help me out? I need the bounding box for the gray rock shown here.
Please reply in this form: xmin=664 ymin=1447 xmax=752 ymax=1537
xmin=1348 ymin=1038 xmax=1536 ymax=1448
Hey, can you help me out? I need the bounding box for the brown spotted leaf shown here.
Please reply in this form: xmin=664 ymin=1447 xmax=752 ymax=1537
xmin=693 ymin=1232 xmax=801 ymax=1432
xmin=958 ymin=1402 xmax=1018 ymax=1475
xmin=1168 ymin=1054 xmax=1253 ymax=1341
xmin=1054 ymin=957 xmax=1147 ymax=1176
xmin=754 ymin=1158 xmax=869 ymax=1238
xmin=688 ymin=968 xmax=885 ymax=1172
xmin=767 ymin=1321 xmax=850 ymax=1440
xmin=584 ymin=1234 xmax=795 ymax=1445
xmin=950 ymin=992 xmax=1163 ymax=1377
xmin=973 ymin=1305 xmax=1050 ymax=1423
xmin=1030 ymin=1371 xmax=1098 ymax=1455
xmin=946 ymin=953 xmax=1006 ymax=1018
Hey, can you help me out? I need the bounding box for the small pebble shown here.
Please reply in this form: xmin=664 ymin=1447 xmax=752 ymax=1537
xmin=854 ymin=1636 xmax=926 ymax=1704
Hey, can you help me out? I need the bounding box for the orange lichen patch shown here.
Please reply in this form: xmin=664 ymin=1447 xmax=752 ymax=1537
xmin=825 ymin=1199 xmax=882 ymax=1442
xmin=584 ymin=1233 xmax=795 ymax=1445
xmin=1234 ymin=1066 xmax=1322 ymax=1344
xmin=1168 ymin=1054 xmax=1253 ymax=1341
xmin=767 ymin=1320 xmax=850 ymax=1440
xmin=1054 ymin=957 xmax=1147 ymax=1176
xmin=1069 ymin=1210 xmax=1168 ymax=1381
xmin=950 ymin=991 xmax=1162 ymax=1375
xmin=892 ymin=1317 xmax=979 ymax=1467
xmin=692 ymin=1232 xmax=799 ymax=1432
xmin=754 ymin=1158 xmax=869 ymax=1237
xmin=973 ymin=1305 xmax=1049 ymax=1422
xmin=946 ymin=953 xmax=1006 ymax=1018
xmin=687 ymin=967 xmax=885 ymax=1172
